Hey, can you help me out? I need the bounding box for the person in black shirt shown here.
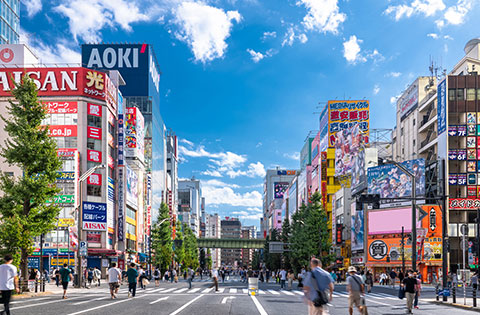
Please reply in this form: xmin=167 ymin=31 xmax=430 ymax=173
xmin=402 ymin=270 xmax=417 ymax=314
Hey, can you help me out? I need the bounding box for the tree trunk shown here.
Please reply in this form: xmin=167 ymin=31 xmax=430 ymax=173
xmin=20 ymin=247 xmax=29 ymax=292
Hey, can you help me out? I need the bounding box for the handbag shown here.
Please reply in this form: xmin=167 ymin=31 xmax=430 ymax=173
xmin=398 ymin=287 xmax=405 ymax=299
xmin=310 ymin=270 xmax=329 ymax=306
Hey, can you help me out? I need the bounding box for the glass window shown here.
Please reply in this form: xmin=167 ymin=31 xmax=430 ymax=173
xmin=457 ymin=88 xmax=465 ymax=101
xmin=127 ymin=207 xmax=136 ymax=220
xmin=87 ymin=185 xmax=101 ymax=196
xmin=65 ymin=137 xmax=77 ymax=148
xmin=449 ymin=89 xmax=456 ymax=101
xmin=467 ymin=88 xmax=476 ymax=101
xmin=87 ymin=138 xmax=102 ymax=151
xmin=448 ymin=223 xmax=458 ymax=237
xmin=477 ymin=89 xmax=480 ymax=100
xmin=87 ymin=115 xmax=102 ymax=128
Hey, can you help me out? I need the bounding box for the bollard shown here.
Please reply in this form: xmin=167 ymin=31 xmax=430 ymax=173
xmin=474 ymin=285 xmax=477 ymax=307
xmin=34 ymin=280 xmax=38 ymax=293
xmin=436 ymin=284 xmax=439 ymax=301
xmin=453 ymin=284 xmax=456 ymax=304
xmin=41 ymin=279 xmax=45 ymax=292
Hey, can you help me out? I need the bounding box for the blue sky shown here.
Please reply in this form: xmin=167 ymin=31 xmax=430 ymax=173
xmin=20 ymin=0 xmax=480 ymax=228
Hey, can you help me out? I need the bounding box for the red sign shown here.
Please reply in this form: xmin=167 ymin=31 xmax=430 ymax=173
xmin=87 ymin=103 xmax=102 ymax=117
xmin=449 ymin=198 xmax=480 ymax=209
xmin=108 ymin=155 xmax=114 ymax=169
xmin=45 ymin=101 xmax=78 ymax=114
xmin=0 ymin=48 xmax=14 ymax=63
xmin=83 ymin=222 xmax=107 ymax=231
xmin=0 ymin=68 xmax=106 ymax=100
xmin=57 ymin=148 xmax=77 ymax=158
xmin=146 ymin=205 xmax=152 ymax=235
xmin=87 ymin=150 xmax=102 ymax=163
xmin=336 ymin=224 xmax=343 ymax=245
xmin=47 ymin=125 xmax=77 ymax=137
xmin=86 ymin=231 xmax=101 ymax=243
xmin=87 ymin=173 xmax=102 ymax=186
xmin=87 ymin=126 xmax=101 ymax=139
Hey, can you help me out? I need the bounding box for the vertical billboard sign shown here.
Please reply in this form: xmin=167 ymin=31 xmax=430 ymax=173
xmin=335 ymin=124 xmax=364 ymax=177
xmin=399 ymin=83 xmax=419 ymax=121
xmin=437 ymin=79 xmax=447 ymax=135
xmin=107 ymin=177 xmax=115 ymax=231
xmin=321 ymin=152 xmax=327 ymax=208
xmin=82 ymin=201 xmax=107 ymax=231
xmin=125 ymin=107 xmax=145 ymax=162
xmin=126 ymin=165 xmax=138 ymax=209
xmin=327 ymin=100 xmax=369 ymax=148
xmin=118 ymin=113 xmax=124 ymax=166
xmin=274 ymin=182 xmax=289 ymax=199
xmin=351 ymin=202 xmax=364 ymax=252
xmin=117 ymin=166 xmax=125 ymax=241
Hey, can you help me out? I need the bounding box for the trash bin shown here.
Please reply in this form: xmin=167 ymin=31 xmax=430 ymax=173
xmin=248 ymin=277 xmax=258 ymax=296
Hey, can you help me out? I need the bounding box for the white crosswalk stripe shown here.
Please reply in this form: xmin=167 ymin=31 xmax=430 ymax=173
xmin=258 ymin=290 xmax=266 ymax=294
xmin=293 ymin=291 xmax=303 ymax=295
xmin=243 ymin=289 xmax=248 ymax=294
xmin=216 ymin=288 xmax=225 ymax=293
xmin=268 ymin=290 xmax=280 ymax=295
xmin=281 ymin=291 xmax=295 ymax=296
xmin=189 ymin=288 xmax=201 ymax=293
xmin=230 ymin=288 xmax=237 ymax=294
xmin=173 ymin=288 xmax=188 ymax=293
xmin=202 ymin=288 xmax=213 ymax=293
xmin=161 ymin=288 xmax=177 ymax=293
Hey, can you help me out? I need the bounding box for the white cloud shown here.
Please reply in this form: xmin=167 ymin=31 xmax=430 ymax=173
xmin=439 ymin=0 xmax=472 ymax=26
xmin=22 ymin=0 xmax=42 ymax=17
xmin=226 ymin=162 xmax=266 ymax=178
xmin=20 ymin=29 xmax=80 ymax=64
xmin=373 ymin=84 xmax=380 ymax=95
xmin=55 ymin=0 xmax=149 ymax=42
xmin=283 ymin=152 xmax=300 ymax=161
xmin=343 ymin=35 xmax=366 ymax=64
xmin=202 ymin=169 xmax=223 ymax=177
xmin=179 ymin=138 xmax=194 ymax=147
xmin=444 ymin=35 xmax=453 ymax=40
xmin=282 ymin=27 xmax=308 ymax=47
xmin=387 ymin=71 xmax=402 ymax=78
xmin=202 ymin=186 xmax=262 ymax=207
xmin=427 ymin=33 xmax=439 ymax=39
xmin=256 ymin=142 xmax=262 ymax=148
xmin=231 ymin=210 xmax=262 ymax=220
xmin=246 ymin=48 xmax=276 ymax=63
xmin=173 ymin=1 xmax=241 ymax=63
xmin=297 ymin=0 xmax=346 ymax=34
xmin=247 ymin=207 xmax=262 ymax=213
xmin=262 ymin=31 xmax=277 ymax=40
xmin=385 ymin=0 xmax=446 ymax=20
xmin=202 ymin=179 xmax=240 ymax=189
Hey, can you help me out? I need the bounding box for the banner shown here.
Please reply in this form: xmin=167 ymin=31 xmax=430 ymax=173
xmin=117 ymin=166 xmax=125 ymax=241
xmin=69 ymin=226 xmax=78 ymax=249
xmin=45 ymin=101 xmax=77 ymax=114
xmin=327 ymin=100 xmax=369 ymax=147
xmin=351 ymin=204 xmax=364 ymax=251
xmin=82 ymin=201 xmax=107 ymax=231
xmin=335 ymin=124 xmax=364 ymax=177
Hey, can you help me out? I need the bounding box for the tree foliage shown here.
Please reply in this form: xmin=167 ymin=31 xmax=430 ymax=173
xmin=182 ymin=225 xmax=199 ymax=270
xmin=263 ymin=229 xmax=281 ymax=271
xmin=289 ymin=192 xmax=333 ymax=272
xmin=281 ymin=217 xmax=292 ymax=271
xmin=0 ymin=76 xmax=61 ymax=290
xmin=173 ymin=220 xmax=184 ymax=268
xmin=151 ymin=203 xmax=173 ymax=272
xmin=206 ymin=248 xmax=212 ymax=270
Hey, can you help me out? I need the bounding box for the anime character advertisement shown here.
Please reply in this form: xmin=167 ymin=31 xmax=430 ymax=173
xmin=334 ymin=124 xmax=364 ymax=177
xmin=367 ymin=159 xmax=426 ymax=198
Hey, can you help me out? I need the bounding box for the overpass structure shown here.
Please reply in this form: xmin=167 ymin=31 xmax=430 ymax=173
xmin=197 ymin=238 xmax=264 ymax=249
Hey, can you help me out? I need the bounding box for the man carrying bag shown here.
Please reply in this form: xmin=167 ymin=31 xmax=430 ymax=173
xmin=304 ymin=258 xmax=334 ymax=315
xmin=347 ymin=266 xmax=367 ymax=315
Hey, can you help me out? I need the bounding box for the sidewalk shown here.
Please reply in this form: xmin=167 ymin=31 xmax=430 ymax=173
xmin=427 ymin=295 xmax=480 ymax=313
xmin=14 ymin=281 xmax=111 ymax=299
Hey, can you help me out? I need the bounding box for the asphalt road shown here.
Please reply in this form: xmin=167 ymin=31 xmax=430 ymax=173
xmin=6 ymin=278 xmax=477 ymax=315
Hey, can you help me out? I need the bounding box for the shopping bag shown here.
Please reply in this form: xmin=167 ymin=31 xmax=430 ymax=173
xmin=398 ymin=287 xmax=405 ymax=299
xmin=361 ymin=296 xmax=368 ymax=315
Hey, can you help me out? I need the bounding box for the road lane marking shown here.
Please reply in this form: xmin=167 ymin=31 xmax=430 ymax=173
xmin=67 ymin=295 xmax=147 ymax=315
xmin=267 ymin=290 xmax=280 ymax=295
xmin=173 ymin=288 xmax=188 ymax=293
xmin=229 ymin=288 xmax=237 ymax=294
xmin=217 ymin=288 xmax=225 ymax=293
xmin=189 ymin=288 xmax=201 ymax=293
xmin=202 ymin=288 xmax=213 ymax=293
xmin=11 ymin=297 xmax=50 ymax=304
xmin=221 ymin=296 xmax=236 ymax=304
xmin=258 ymin=290 xmax=266 ymax=294
xmin=293 ymin=291 xmax=303 ymax=295
xmin=366 ymin=299 xmax=391 ymax=306
xmin=148 ymin=288 xmax=166 ymax=293
xmin=73 ymin=296 xmax=108 ymax=305
xmin=282 ymin=291 xmax=294 ymax=296
xmin=243 ymin=289 xmax=248 ymax=294
xmin=169 ymin=294 xmax=204 ymax=315
xmin=150 ymin=296 xmax=169 ymax=305
xmin=11 ymin=295 xmax=96 ymax=310
xmin=162 ymin=288 xmax=177 ymax=293
xmin=251 ymin=295 xmax=268 ymax=315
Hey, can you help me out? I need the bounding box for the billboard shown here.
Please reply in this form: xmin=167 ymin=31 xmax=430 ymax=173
xmin=126 ymin=165 xmax=138 ymax=208
xmin=117 ymin=166 xmax=125 ymax=241
xmin=125 ymin=107 xmax=145 ymax=162
xmin=0 ymin=68 xmax=106 ymax=100
xmin=351 ymin=203 xmax=364 ymax=251
xmin=274 ymin=182 xmax=289 ymax=199
xmin=45 ymin=101 xmax=77 ymax=114
xmin=367 ymin=158 xmax=425 ymax=199
xmin=399 ymin=83 xmax=418 ymax=121
xmin=82 ymin=201 xmax=107 ymax=231
xmin=48 ymin=125 xmax=77 ymax=137
xmin=437 ymin=78 xmax=447 ymax=135
xmin=327 ymin=100 xmax=369 ymax=147
xmin=335 ymin=124 xmax=363 ymax=177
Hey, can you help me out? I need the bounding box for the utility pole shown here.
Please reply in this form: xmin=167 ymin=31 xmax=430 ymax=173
xmin=401 ymin=226 xmax=405 ymax=274
xmin=412 ymin=175 xmax=417 ymax=272
xmin=441 ymin=159 xmax=448 ymax=302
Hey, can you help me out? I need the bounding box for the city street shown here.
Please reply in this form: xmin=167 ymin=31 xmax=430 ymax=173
xmin=7 ymin=279 xmax=477 ymax=315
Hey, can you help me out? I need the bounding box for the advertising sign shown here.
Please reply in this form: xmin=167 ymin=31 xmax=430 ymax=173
xmin=82 ymin=201 xmax=107 ymax=231
xmin=367 ymin=158 xmax=425 ymax=199
xmin=449 ymin=198 xmax=480 ymax=209
xmin=46 ymin=194 xmax=75 ymax=206
xmin=56 ymin=172 xmax=75 ymax=181
xmin=69 ymin=226 xmax=78 ymax=249
xmin=45 ymin=101 xmax=78 ymax=114
xmin=87 ymin=126 xmax=101 ymax=140
xmin=87 ymin=173 xmax=102 ymax=186
xmin=327 ymin=100 xmax=369 ymax=147
xmin=117 ymin=166 xmax=125 ymax=241
xmin=57 ymin=148 xmax=77 ymax=159
xmin=107 ymin=177 xmax=115 ymax=231
xmin=87 ymin=231 xmax=101 ymax=243
xmin=125 ymin=107 xmax=145 ymax=162
xmin=351 ymin=147 xmax=366 ymax=194
xmin=276 ymin=170 xmax=296 ymax=176
xmin=399 ymin=83 xmax=418 ymax=121
xmin=0 ymin=68 xmax=106 ymax=100
xmin=336 ymin=224 xmax=343 ymax=245
xmin=118 ymin=114 xmax=125 ymax=166
xmin=126 ymin=165 xmax=138 ymax=208
xmin=87 ymin=103 xmax=102 ymax=117
xmin=58 ymin=218 xmax=75 ymax=227
xmin=274 ymin=182 xmax=289 ymax=199
xmin=87 ymin=150 xmax=102 ymax=163
xmin=48 ymin=125 xmax=77 ymax=137
xmin=351 ymin=203 xmax=364 ymax=252
xmin=335 ymin=124 xmax=364 ymax=177
xmin=0 ymin=44 xmax=36 ymax=66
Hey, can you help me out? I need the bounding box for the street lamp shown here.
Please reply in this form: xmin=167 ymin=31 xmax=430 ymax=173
xmin=75 ymin=164 xmax=106 ymax=288
xmin=382 ymin=158 xmax=417 ymax=272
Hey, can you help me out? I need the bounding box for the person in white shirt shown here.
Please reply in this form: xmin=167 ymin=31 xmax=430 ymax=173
xmin=280 ymin=268 xmax=287 ymax=290
xmin=210 ymin=268 xmax=219 ymax=292
xmin=107 ymin=263 xmax=121 ymax=299
xmin=0 ymin=254 xmax=19 ymax=315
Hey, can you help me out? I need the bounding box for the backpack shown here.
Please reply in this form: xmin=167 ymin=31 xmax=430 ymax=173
xmin=88 ymin=270 xmax=93 ymax=279
xmin=154 ymin=270 xmax=159 ymax=277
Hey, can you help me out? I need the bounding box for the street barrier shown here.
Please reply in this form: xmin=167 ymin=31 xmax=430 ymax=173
xmin=248 ymin=277 xmax=258 ymax=296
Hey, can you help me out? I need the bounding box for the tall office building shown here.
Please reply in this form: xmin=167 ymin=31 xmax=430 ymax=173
xmin=221 ymin=218 xmax=241 ymax=267
xmin=206 ymin=213 xmax=221 ymax=268
xmin=0 ymin=0 xmax=20 ymax=44
xmin=178 ymin=179 xmax=202 ymax=236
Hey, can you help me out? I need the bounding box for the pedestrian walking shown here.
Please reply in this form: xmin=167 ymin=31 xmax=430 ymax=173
xmin=210 ymin=268 xmax=219 ymax=292
xmin=303 ymin=258 xmax=334 ymax=315
xmin=365 ymin=271 xmax=373 ymax=293
xmin=398 ymin=271 xmax=404 ymax=284
xmin=287 ymin=270 xmax=294 ymax=290
xmin=54 ymin=268 xmax=60 ymax=287
xmin=164 ymin=270 xmax=169 ymax=282
xmin=266 ymin=269 xmax=271 ymax=283
xmin=187 ymin=267 xmax=194 ymax=289
xmin=59 ymin=263 xmax=72 ymax=299
xmin=390 ymin=269 xmax=397 ymax=288
xmin=414 ymin=272 xmax=422 ymax=310
xmin=87 ymin=268 xmax=94 ymax=288
xmin=94 ymin=267 xmax=101 ymax=287
xmin=107 ymin=263 xmax=121 ymax=299
xmin=401 ymin=270 xmax=418 ymax=314
xmin=173 ymin=269 xmax=178 ymax=283
xmin=280 ymin=268 xmax=287 ymax=289
xmin=0 ymin=254 xmax=19 ymax=315
xmin=470 ymin=271 xmax=478 ymax=291
xmin=346 ymin=266 xmax=365 ymax=315
xmin=126 ymin=263 xmax=138 ymax=298
xmin=153 ymin=267 xmax=161 ymax=287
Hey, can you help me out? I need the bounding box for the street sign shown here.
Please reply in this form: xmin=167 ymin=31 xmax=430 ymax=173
xmin=269 ymin=242 xmax=285 ymax=253
xmin=461 ymin=224 xmax=469 ymax=236
xmin=80 ymin=241 xmax=87 ymax=256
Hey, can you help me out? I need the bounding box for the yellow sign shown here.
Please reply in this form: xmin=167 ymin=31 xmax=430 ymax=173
xmin=58 ymin=218 xmax=75 ymax=227
xmin=51 ymin=258 xmax=75 ymax=266
xmin=327 ymin=100 xmax=370 ymax=148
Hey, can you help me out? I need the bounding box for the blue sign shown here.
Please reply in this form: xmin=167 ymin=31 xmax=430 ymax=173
xmin=28 ymin=257 xmax=39 ymax=269
xmin=437 ymin=79 xmax=447 ymax=135
xmin=118 ymin=114 xmax=124 ymax=166
xmin=108 ymin=177 xmax=115 ymax=202
xmin=311 ymin=145 xmax=319 ymax=160
xmin=83 ymin=201 xmax=107 ymax=223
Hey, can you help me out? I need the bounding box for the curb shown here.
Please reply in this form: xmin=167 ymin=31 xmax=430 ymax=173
xmin=429 ymin=300 xmax=480 ymax=312
xmin=13 ymin=291 xmax=55 ymax=299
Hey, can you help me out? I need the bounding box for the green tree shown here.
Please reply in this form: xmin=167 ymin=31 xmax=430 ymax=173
xmin=281 ymin=217 xmax=292 ymax=270
xmin=290 ymin=192 xmax=333 ymax=272
xmin=0 ymin=76 xmax=61 ymax=290
xmin=183 ymin=225 xmax=199 ymax=269
xmin=264 ymin=229 xmax=281 ymax=271
xmin=251 ymin=250 xmax=261 ymax=270
xmin=206 ymin=248 xmax=212 ymax=270
xmin=173 ymin=220 xmax=184 ymax=269
xmin=151 ymin=203 xmax=173 ymax=272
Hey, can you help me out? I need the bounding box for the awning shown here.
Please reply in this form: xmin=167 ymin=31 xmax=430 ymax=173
xmin=138 ymin=253 xmax=148 ymax=262
xmin=87 ymin=248 xmax=122 ymax=256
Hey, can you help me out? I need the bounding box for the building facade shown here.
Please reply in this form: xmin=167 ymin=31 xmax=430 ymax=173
xmin=0 ymin=0 xmax=19 ymax=44
xmin=221 ymin=218 xmax=241 ymax=267
xmin=178 ymin=179 xmax=202 ymax=236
